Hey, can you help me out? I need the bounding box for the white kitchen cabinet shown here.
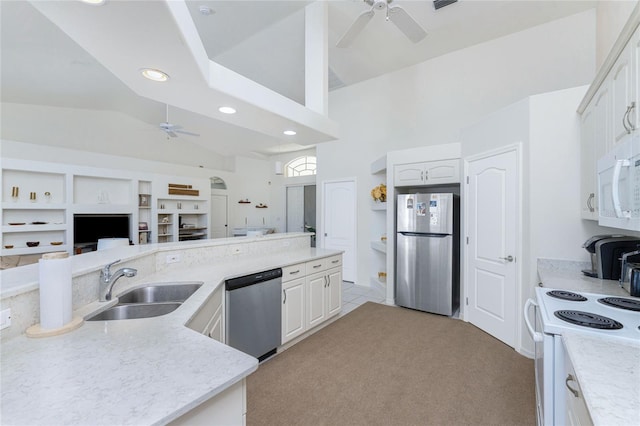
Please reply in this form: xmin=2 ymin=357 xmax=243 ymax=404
xmin=611 ymin=42 xmax=634 ymax=145
xmin=306 ymin=271 xmax=328 ymax=329
xmin=281 ymin=255 xmax=343 ymax=345
xmin=580 ymin=21 xmax=640 ymax=221
xmin=564 ymin=345 xmax=593 ymax=426
xmin=394 ymin=159 xmax=460 ymax=187
xmin=580 ymin=81 xmax=611 ymax=221
xmin=326 ymin=267 xmax=342 ymax=317
xmin=170 ymin=378 xmax=246 ymax=426
xmin=580 ymin=104 xmax=597 ymax=220
xmin=186 ymin=286 xmax=224 ymax=343
xmin=282 ymin=277 xmax=305 ymax=344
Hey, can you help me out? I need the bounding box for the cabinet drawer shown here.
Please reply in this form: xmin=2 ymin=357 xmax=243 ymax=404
xmin=325 ymin=255 xmax=342 ymax=269
xmin=305 ymin=258 xmax=327 ymax=274
xmin=282 ymin=263 xmax=305 ymax=282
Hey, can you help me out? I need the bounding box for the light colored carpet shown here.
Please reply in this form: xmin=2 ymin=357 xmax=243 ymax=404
xmin=247 ymin=302 xmax=535 ymax=426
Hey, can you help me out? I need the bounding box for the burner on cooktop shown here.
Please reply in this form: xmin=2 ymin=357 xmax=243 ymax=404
xmin=554 ymin=310 xmax=623 ymax=330
xmin=546 ymin=290 xmax=587 ymax=301
xmin=598 ymin=297 xmax=640 ymax=312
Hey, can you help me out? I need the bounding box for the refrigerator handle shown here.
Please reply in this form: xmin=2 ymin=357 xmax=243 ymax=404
xmin=398 ymin=232 xmax=449 ymax=238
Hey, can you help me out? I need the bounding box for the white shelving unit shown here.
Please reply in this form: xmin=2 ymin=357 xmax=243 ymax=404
xmin=138 ymin=181 xmax=152 ymax=245
xmin=1 ymin=159 xmax=211 ymax=258
xmin=156 ymin=196 xmax=209 ymax=243
xmin=1 ymin=166 xmax=69 ymax=256
xmin=370 ymin=155 xmax=387 ymax=292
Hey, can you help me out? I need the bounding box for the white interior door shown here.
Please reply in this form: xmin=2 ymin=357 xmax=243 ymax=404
xmin=465 ymin=147 xmax=519 ymax=348
xmin=210 ymin=195 xmax=228 ymax=238
xmin=322 ymin=179 xmax=356 ymax=282
xmin=286 ymin=186 xmax=304 ymax=232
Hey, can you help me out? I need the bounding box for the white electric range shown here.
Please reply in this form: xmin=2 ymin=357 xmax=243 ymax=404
xmin=525 ymin=287 xmax=640 ymax=426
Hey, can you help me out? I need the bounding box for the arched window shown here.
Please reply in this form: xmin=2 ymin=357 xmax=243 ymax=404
xmin=285 ymin=156 xmax=317 ymax=177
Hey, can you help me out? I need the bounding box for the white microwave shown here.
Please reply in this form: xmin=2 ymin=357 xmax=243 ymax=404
xmin=597 ymin=135 xmax=640 ymax=231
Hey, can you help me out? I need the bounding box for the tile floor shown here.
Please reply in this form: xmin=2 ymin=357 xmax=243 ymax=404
xmin=340 ymin=281 xmax=386 ymax=316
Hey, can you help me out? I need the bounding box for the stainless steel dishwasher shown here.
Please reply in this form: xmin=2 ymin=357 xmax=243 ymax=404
xmin=225 ymin=268 xmax=282 ymax=361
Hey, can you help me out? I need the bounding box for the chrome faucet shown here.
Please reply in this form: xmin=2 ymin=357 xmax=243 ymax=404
xmin=99 ymin=259 xmax=137 ymax=302
xmin=620 ymin=249 xmax=640 ymax=287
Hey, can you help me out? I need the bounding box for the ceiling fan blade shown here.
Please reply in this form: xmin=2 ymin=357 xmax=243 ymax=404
xmin=336 ymin=8 xmax=375 ymax=48
xmin=165 ymin=130 xmax=178 ymax=138
xmin=388 ymin=6 xmax=427 ymax=43
xmin=175 ymin=129 xmax=200 ymax=137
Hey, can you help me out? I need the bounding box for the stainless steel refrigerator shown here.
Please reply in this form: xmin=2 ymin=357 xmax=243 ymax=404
xmin=396 ymin=193 xmax=459 ymax=316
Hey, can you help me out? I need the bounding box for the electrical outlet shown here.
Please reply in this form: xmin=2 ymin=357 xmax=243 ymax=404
xmin=1 ymin=309 xmax=11 ymax=330
xmin=166 ymin=253 xmax=181 ymax=264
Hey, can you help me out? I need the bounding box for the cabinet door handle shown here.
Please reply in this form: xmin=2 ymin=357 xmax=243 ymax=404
xmin=565 ymin=374 xmax=579 ymax=398
xmin=324 ymin=276 xmax=329 ymax=287
xmin=587 ymin=193 xmax=595 ymax=212
xmin=421 ymin=171 xmax=424 ymax=181
xmin=623 ymin=108 xmax=630 ymax=133
xmin=627 ymin=102 xmax=636 ymax=131
xmin=283 ymin=289 xmax=286 ymax=304
xmin=313 ymin=264 xmax=322 ymax=269
xmin=331 ymin=260 xmax=339 ymax=264
xmin=289 ymin=270 xmax=300 ymax=275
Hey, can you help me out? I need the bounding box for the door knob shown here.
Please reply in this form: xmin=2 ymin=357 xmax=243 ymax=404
xmin=499 ymin=255 xmax=514 ymax=262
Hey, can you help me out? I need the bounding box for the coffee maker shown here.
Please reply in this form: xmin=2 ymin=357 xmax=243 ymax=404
xmin=581 ymin=235 xmax=640 ymax=280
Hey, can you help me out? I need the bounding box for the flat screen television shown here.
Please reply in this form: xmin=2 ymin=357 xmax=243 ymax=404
xmin=74 ymin=214 xmax=131 ymax=246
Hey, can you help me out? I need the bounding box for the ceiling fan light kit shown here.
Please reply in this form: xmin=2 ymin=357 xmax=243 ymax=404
xmin=336 ymin=0 xmax=427 ymax=48
xmin=160 ymin=104 xmax=200 ymax=138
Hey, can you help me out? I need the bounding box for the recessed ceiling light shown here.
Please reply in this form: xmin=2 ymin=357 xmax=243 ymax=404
xmin=140 ymin=68 xmax=169 ymax=82
xmin=219 ymin=106 xmax=236 ymax=114
xmin=80 ymin=0 xmax=106 ymax=5
xmin=283 ymin=130 xmax=297 ymax=136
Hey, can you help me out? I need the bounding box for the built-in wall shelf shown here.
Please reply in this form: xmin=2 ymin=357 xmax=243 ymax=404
xmin=371 ymin=202 xmax=387 ymax=211
xmin=2 ymin=203 xmax=67 ymax=210
xmin=370 ymin=241 xmax=387 ymax=253
xmin=3 ymin=224 xmax=66 ymax=233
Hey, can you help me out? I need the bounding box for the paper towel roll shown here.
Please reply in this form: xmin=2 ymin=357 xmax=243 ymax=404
xmin=38 ymin=252 xmax=72 ymax=330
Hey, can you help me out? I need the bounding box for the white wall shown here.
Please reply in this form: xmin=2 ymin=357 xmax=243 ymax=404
xmin=320 ymin=9 xmax=597 ymax=287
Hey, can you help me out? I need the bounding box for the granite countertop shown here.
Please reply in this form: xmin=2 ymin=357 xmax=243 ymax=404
xmin=537 ymin=258 xmax=632 ymax=296
xmin=1 ymin=247 xmax=341 ymax=425
xmin=563 ymin=332 xmax=640 ymax=425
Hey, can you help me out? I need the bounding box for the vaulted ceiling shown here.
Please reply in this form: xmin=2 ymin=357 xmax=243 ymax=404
xmin=1 ymin=0 xmax=596 ymax=160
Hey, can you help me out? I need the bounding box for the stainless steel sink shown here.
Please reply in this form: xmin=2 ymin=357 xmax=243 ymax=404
xmin=86 ymin=281 xmax=204 ymax=321
xmin=116 ymin=282 xmax=203 ymax=304
xmin=87 ymin=303 xmax=181 ymax=321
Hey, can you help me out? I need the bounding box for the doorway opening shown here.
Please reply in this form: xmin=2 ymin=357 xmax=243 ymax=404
xmin=286 ymin=185 xmax=316 ymax=247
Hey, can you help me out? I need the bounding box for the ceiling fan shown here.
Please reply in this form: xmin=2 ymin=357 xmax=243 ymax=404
xmin=336 ymin=0 xmax=427 ymax=48
xmin=159 ymin=104 xmax=200 ymax=138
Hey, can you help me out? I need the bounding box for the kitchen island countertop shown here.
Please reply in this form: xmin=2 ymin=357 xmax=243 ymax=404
xmin=1 ymin=246 xmax=342 ymax=425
